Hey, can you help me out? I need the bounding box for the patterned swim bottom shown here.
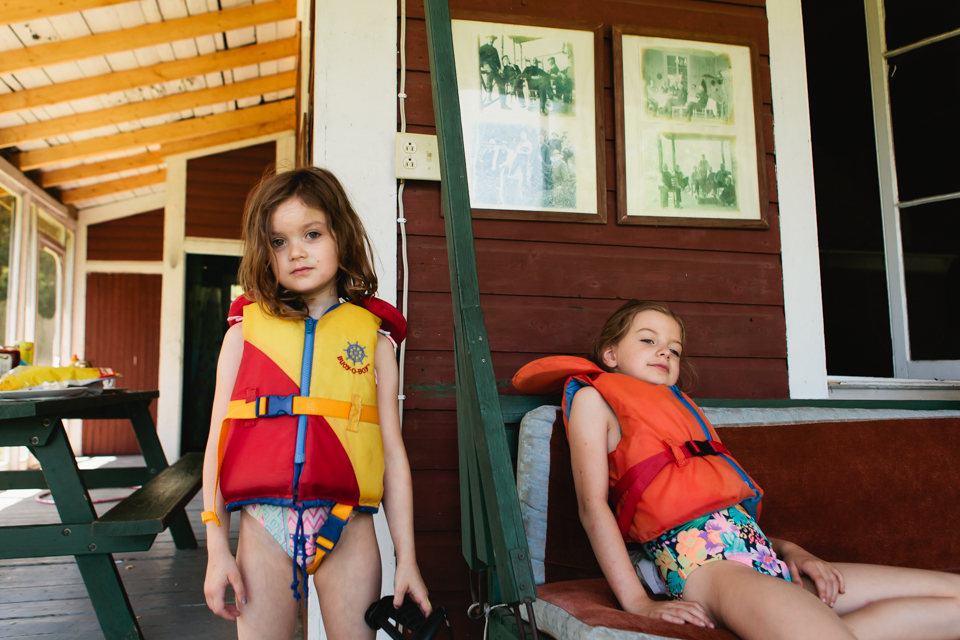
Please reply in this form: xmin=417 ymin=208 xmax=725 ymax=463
xmin=641 ymin=504 xmax=791 ymax=599
xmin=244 ymin=503 xmax=356 ymax=569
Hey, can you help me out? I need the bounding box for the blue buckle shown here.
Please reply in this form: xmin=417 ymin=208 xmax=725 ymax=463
xmin=316 ymin=511 xmax=350 ymax=550
xmin=256 ymin=394 xmax=296 ymax=418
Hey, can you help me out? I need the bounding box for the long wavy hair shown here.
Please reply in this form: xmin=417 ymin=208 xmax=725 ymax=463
xmin=238 ymin=167 xmax=378 ymax=319
xmin=592 ymin=299 xmax=697 ymax=389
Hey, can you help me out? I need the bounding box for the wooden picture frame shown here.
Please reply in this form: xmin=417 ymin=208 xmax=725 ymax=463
xmin=613 ymin=25 xmax=768 ymax=228
xmin=450 ymin=14 xmax=606 ymax=224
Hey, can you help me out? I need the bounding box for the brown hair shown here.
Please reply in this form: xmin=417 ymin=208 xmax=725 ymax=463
xmin=592 ymin=300 xmax=697 ymax=388
xmin=238 ymin=167 xmax=378 ymax=318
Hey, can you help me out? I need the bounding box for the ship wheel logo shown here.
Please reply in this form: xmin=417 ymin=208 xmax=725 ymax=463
xmin=343 ymin=341 xmax=367 ymax=366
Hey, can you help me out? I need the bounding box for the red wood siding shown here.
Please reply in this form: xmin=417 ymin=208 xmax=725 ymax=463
xmin=397 ymin=2 xmax=783 ymax=635
xmin=185 ymin=142 xmax=276 ymax=239
xmin=82 ymin=274 xmax=161 ymax=455
xmin=87 ymin=209 xmax=164 ymax=261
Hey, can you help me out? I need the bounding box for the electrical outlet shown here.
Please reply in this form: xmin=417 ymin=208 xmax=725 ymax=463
xmin=395 ymin=133 xmax=441 ymax=181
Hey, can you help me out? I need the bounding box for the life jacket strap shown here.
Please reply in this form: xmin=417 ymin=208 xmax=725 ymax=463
xmin=610 ymin=439 xmax=731 ymax=541
xmin=213 ymin=397 xmax=379 ymax=497
xmin=231 ymin=395 xmax=380 ymax=424
xmin=306 ymin=503 xmax=354 ymax=573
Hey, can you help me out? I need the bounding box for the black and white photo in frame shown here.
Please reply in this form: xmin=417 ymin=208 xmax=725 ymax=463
xmin=452 ymin=18 xmax=605 ymax=222
xmin=614 ymin=28 xmax=767 ymax=228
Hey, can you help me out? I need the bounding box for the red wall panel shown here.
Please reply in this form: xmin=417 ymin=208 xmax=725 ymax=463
xmin=185 ymin=142 xmax=277 ymax=239
xmin=82 ymin=273 xmax=161 ymax=455
xmin=398 ymin=3 xmax=782 ymax=636
xmin=87 ymin=209 xmax=164 ymax=262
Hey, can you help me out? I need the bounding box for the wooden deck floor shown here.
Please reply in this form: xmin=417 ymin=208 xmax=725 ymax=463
xmin=0 ymin=456 xmax=260 ymax=639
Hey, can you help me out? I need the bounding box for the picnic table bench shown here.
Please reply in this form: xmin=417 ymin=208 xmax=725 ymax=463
xmin=0 ymin=390 xmax=203 ymax=640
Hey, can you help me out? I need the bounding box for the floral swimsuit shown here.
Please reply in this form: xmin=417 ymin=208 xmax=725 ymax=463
xmin=641 ymin=504 xmax=791 ymax=599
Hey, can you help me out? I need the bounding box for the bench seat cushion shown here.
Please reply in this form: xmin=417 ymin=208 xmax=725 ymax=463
xmin=533 ymin=580 xmax=736 ymax=640
xmin=518 ymin=408 xmax=960 ymax=640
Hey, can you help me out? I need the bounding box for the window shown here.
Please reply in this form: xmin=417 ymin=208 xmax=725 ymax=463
xmin=804 ymin=0 xmax=960 ymax=380
xmin=34 ymin=209 xmax=66 ymax=367
xmin=866 ymin=0 xmax=960 ymax=378
xmin=0 ymin=186 xmax=16 ymax=346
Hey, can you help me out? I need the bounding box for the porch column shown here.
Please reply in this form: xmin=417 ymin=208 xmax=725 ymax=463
xmin=768 ymin=0 xmax=829 ymax=398
xmin=311 ymin=1 xmax=399 ymax=637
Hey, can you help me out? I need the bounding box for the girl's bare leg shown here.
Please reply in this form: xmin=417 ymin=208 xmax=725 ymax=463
xmin=313 ymin=513 xmax=382 ymax=640
xmin=682 ymin=560 xmax=857 ymax=640
xmin=826 ymin=562 xmax=960 ymax=640
xmin=236 ymin=510 xmax=300 ymax=640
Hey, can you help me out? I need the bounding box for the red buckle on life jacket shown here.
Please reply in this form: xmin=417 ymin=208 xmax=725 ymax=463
xmin=610 ymin=439 xmax=730 ymax=541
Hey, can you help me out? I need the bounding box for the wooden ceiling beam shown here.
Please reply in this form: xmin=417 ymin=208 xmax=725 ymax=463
xmin=38 ymin=115 xmax=294 ymax=187
xmin=0 ymin=0 xmax=296 ymax=76
xmin=1 ymin=0 xmax=132 ymax=26
xmin=17 ymin=99 xmax=294 ymax=171
xmin=0 ymin=72 xmax=296 ymax=148
xmin=39 ymin=152 xmax=162 ymax=188
xmin=160 ymin=115 xmax=294 ymax=157
xmin=0 ymin=37 xmax=298 ymax=116
xmin=60 ymin=169 xmax=166 ymax=205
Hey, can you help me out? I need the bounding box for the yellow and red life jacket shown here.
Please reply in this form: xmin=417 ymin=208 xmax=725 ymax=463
xmin=209 ymin=295 xmax=405 ymax=577
xmin=512 ymin=356 xmax=762 ymax=544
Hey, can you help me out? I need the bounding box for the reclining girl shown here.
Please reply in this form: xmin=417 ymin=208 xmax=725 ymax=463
xmin=513 ymin=300 xmax=960 ymax=640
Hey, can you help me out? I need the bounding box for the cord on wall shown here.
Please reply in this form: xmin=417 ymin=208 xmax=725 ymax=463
xmin=397 ymin=0 xmax=410 ymax=427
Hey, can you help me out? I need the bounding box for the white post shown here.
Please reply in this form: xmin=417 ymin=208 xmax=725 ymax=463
xmin=276 ymin=131 xmax=297 ymax=172
xmin=767 ymin=0 xmax=829 ymax=399
xmin=311 ymin=1 xmax=398 ymax=637
xmin=156 ymin=157 xmax=188 ymax=462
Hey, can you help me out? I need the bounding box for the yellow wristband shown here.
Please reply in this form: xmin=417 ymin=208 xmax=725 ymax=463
xmin=201 ymin=510 xmax=221 ymax=527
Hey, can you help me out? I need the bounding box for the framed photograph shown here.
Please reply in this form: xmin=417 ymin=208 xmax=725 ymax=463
xmin=613 ymin=26 xmax=768 ymax=228
xmin=451 ymin=16 xmax=606 ymax=223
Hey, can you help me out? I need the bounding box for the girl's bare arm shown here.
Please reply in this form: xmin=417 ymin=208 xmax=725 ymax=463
xmin=202 ymin=323 xmax=247 ymax=620
xmin=567 ymin=387 xmax=712 ymax=628
xmin=374 ymin=333 xmax=430 ymax=613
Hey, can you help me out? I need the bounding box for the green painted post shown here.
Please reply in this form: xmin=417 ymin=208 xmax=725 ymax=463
xmin=422 ymin=0 xmax=536 ymax=606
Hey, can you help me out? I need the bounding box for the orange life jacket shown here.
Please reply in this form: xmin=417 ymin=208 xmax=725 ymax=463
xmin=513 ymin=356 xmax=762 ymax=543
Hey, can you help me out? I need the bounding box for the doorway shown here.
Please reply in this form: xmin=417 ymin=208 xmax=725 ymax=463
xmin=180 ymin=253 xmax=241 ymax=455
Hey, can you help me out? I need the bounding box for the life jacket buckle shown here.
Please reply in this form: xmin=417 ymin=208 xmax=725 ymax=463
xmin=256 ymin=394 xmax=296 ymax=418
xmin=683 ymin=440 xmax=726 ymax=458
xmin=683 ymin=440 xmax=729 ymax=458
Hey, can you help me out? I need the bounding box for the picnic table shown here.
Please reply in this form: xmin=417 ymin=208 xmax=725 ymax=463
xmin=0 ymin=390 xmax=203 ymax=640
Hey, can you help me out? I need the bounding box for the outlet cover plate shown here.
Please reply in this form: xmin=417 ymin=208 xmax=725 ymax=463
xmin=395 ymin=132 xmax=441 ymax=181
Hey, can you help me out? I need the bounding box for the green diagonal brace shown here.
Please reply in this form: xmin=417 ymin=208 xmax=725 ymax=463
xmin=422 ymin=0 xmax=536 ymax=604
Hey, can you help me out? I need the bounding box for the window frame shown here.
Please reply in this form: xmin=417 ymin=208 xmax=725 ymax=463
xmin=863 ymin=0 xmax=960 ymax=380
xmin=36 ymin=236 xmax=66 ymax=367
xmin=0 ymin=186 xmax=22 ymax=347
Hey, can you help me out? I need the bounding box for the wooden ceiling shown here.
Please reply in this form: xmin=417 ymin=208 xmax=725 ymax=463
xmin=0 ymin=0 xmax=301 ymax=209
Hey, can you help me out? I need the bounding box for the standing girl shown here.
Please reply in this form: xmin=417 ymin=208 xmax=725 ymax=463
xmin=514 ymin=300 xmax=960 ymax=640
xmin=201 ymin=167 xmax=429 ymax=639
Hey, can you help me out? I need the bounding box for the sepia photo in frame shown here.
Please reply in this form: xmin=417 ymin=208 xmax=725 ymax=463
xmin=614 ymin=27 xmax=768 ymax=228
xmin=451 ymin=17 xmax=605 ymax=223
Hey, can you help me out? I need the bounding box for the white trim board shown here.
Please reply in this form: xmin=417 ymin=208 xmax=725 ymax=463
xmin=85 ymin=261 xmax=164 ymax=274
xmin=77 ymin=193 xmax=167 ymax=227
xmin=156 ymin=157 xmax=188 ymax=462
xmin=311 ymin=1 xmax=398 ymax=638
xmin=767 ymin=0 xmax=828 ymax=399
xmin=183 ymin=237 xmax=243 ymax=257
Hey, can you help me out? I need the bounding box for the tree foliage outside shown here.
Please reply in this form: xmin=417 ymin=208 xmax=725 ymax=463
xmin=0 ymin=198 xmax=13 ymax=342
xmin=38 ymin=248 xmax=58 ymax=320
